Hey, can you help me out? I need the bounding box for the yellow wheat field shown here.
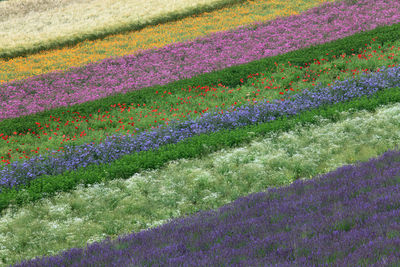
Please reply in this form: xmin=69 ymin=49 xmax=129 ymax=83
xmin=0 ymin=0 xmax=336 ymax=84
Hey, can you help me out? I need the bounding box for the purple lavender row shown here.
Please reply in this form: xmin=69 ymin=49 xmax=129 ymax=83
xmin=14 ymin=147 xmax=400 ymax=266
xmin=1 ymin=0 xmax=400 ymax=121
xmin=1 ymin=65 xmax=400 ymax=192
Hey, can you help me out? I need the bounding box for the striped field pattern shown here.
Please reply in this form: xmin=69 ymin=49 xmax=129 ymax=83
xmin=0 ymin=0 xmax=400 ymax=266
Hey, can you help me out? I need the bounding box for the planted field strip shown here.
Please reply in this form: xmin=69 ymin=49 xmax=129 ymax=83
xmin=0 ymin=38 xmax=399 ymax=184
xmin=1 ymin=0 xmax=399 ymax=122
xmin=12 ymin=147 xmax=400 ymax=266
xmin=2 ymin=102 xmax=400 ymax=265
xmin=2 ymin=64 xmax=400 ymax=194
xmin=1 ymin=0 xmax=400 ymax=266
xmin=0 ymin=0 xmax=352 ymax=83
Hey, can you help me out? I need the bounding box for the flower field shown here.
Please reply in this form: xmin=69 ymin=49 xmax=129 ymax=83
xmin=1 ymin=0 xmax=400 ymax=266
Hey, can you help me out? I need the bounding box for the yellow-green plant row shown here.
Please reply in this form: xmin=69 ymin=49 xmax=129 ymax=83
xmin=1 ymin=102 xmax=399 ymax=266
xmin=0 ymin=0 xmax=335 ymax=83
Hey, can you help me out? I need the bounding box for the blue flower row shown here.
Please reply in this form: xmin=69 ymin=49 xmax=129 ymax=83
xmin=1 ymin=65 xmax=400 ymax=192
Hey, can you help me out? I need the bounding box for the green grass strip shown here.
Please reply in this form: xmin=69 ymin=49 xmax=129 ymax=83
xmin=1 ymin=85 xmax=400 ymax=213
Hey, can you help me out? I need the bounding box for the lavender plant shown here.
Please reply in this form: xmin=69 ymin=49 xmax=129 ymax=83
xmin=14 ymin=147 xmax=400 ymax=266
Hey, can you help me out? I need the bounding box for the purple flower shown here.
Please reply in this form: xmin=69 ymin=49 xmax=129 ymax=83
xmin=13 ymin=148 xmax=400 ymax=266
xmin=1 ymin=0 xmax=399 ymax=120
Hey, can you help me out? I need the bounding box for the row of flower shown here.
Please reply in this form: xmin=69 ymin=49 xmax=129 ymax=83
xmin=1 ymin=39 xmax=399 ymax=165
xmin=14 ymin=145 xmax=400 ymax=266
xmin=3 ymin=97 xmax=400 ymax=266
xmin=2 ymin=64 xmax=400 ymax=192
xmin=0 ymin=0 xmax=331 ymax=83
xmin=3 ymin=1 xmax=400 ymax=265
xmin=1 ymin=0 xmax=399 ymax=120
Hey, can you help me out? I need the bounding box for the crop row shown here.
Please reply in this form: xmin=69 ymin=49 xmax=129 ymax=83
xmin=0 ymin=63 xmax=400 ymax=192
xmin=2 ymin=71 xmax=400 ymax=212
xmin=14 ymin=146 xmax=400 ymax=266
xmin=2 ymin=1 xmax=400 ymax=265
xmin=2 ymin=0 xmax=399 ymax=122
xmin=2 ymin=63 xmax=400 ymax=192
xmin=0 ymin=38 xmax=399 ymax=166
xmin=3 ymin=100 xmax=400 ymax=265
xmin=2 ymin=18 xmax=399 ymax=138
xmin=1 ymin=21 xmax=400 ymax=167
xmin=0 ymin=0 xmax=331 ymax=83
